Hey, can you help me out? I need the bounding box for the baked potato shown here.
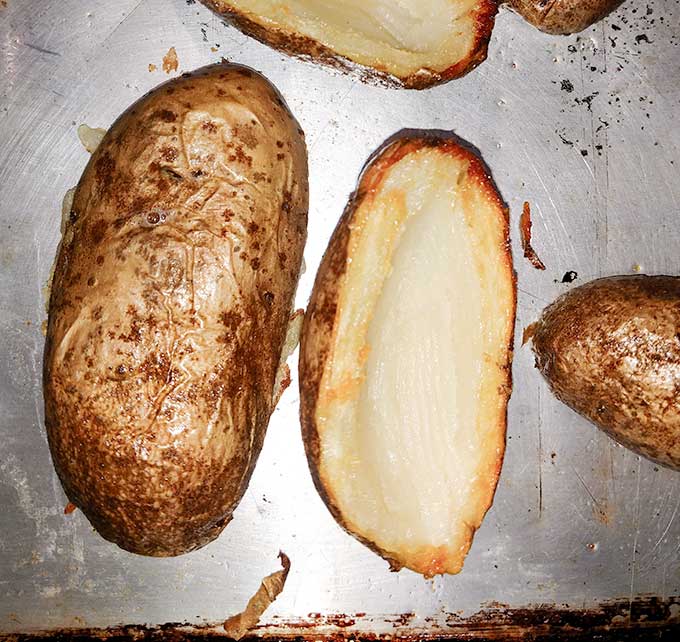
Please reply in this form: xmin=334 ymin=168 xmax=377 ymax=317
xmin=43 ymin=63 xmax=308 ymax=555
xmin=299 ymin=134 xmax=516 ymax=576
xmin=200 ymin=1 xmax=498 ymax=89
xmin=532 ymin=276 xmax=680 ymax=470
xmin=506 ymin=0 xmax=623 ymax=35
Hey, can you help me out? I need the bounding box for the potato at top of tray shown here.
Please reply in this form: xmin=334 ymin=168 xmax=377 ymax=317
xmin=299 ymin=134 xmax=516 ymax=576
xmin=200 ymin=0 xmax=498 ymax=88
xmin=43 ymin=63 xmax=308 ymax=556
xmin=531 ymin=275 xmax=680 ymax=471
xmin=506 ymin=0 xmax=622 ymax=35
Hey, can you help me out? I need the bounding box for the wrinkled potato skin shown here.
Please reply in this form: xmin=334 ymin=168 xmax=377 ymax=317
xmin=44 ymin=64 xmax=308 ymax=555
xmin=532 ymin=276 xmax=680 ymax=470
xmin=507 ymin=0 xmax=622 ymax=34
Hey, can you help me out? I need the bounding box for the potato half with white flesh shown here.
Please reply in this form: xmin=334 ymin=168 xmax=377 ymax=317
xmin=299 ymin=135 xmax=516 ymax=576
xmin=200 ymin=1 xmax=498 ymax=88
xmin=506 ymin=0 xmax=622 ymax=35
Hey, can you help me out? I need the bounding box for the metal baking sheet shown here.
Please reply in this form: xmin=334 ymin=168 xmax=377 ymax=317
xmin=1 ymin=0 xmax=679 ymax=637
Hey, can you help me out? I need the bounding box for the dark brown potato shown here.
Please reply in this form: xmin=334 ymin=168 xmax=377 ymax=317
xmin=532 ymin=276 xmax=680 ymax=470
xmin=200 ymin=1 xmax=498 ymax=89
xmin=44 ymin=63 xmax=308 ymax=555
xmin=300 ymin=134 xmax=516 ymax=576
xmin=506 ymin=0 xmax=623 ymax=35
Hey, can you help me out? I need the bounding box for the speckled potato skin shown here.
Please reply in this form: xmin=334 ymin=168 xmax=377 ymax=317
xmin=44 ymin=63 xmax=308 ymax=555
xmin=532 ymin=276 xmax=680 ymax=470
xmin=507 ymin=0 xmax=622 ymax=34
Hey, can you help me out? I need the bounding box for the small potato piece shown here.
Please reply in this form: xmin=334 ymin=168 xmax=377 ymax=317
xmin=200 ymin=1 xmax=498 ymax=88
xmin=44 ymin=64 xmax=308 ymax=555
xmin=300 ymin=134 xmax=516 ymax=576
xmin=506 ymin=0 xmax=622 ymax=35
xmin=532 ymin=276 xmax=680 ymax=470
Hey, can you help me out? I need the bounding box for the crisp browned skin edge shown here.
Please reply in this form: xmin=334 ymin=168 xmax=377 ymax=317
xmin=532 ymin=276 xmax=680 ymax=470
xmin=506 ymin=0 xmax=622 ymax=35
xmin=299 ymin=135 xmax=516 ymax=575
xmin=44 ymin=63 xmax=308 ymax=556
xmin=201 ymin=1 xmax=498 ymax=89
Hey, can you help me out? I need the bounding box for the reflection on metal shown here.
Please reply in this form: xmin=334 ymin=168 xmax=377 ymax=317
xmin=0 ymin=0 xmax=678 ymax=636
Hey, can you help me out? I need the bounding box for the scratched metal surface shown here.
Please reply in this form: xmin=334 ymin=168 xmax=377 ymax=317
xmin=1 ymin=0 xmax=679 ymax=635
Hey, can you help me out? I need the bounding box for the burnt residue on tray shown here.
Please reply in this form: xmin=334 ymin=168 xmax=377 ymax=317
xmin=560 ymin=271 xmax=578 ymax=284
xmin=4 ymin=595 xmax=679 ymax=641
xmin=550 ymin=1 xmax=671 ymax=159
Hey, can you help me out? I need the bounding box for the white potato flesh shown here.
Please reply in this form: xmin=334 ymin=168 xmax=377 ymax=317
xmin=316 ymin=148 xmax=513 ymax=575
xmin=213 ymin=0 xmax=486 ymax=81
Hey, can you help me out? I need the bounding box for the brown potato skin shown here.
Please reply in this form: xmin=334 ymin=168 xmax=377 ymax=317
xmin=44 ymin=63 xmax=308 ymax=555
xmin=532 ymin=276 xmax=680 ymax=470
xmin=200 ymin=1 xmax=498 ymax=89
xmin=506 ymin=0 xmax=622 ymax=34
xmin=299 ymin=135 xmax=516 ymax=574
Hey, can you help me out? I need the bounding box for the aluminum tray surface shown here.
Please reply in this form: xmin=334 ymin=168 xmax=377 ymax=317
xmin=0 ymin=0 xmax=679 ymax=636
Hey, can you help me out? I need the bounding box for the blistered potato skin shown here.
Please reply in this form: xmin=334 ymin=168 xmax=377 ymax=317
xmin=200 ymin=1 xmax=498 ymax=89
xmin=507 ymin=0 xmax=622 ymax=35
xmin=44 ymin=64 xmax=308 ymax=556
xmin=532 ymin=276 xmax=680 ymax=470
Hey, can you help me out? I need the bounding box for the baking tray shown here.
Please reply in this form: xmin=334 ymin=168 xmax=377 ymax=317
xmin=1 ymin=0 xmax=679 ymax=639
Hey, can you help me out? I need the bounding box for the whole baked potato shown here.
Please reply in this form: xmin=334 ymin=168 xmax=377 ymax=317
xmin=506 ymin=0 xmax=623 ymax=35
xmin=200 ymin=1 xmax=498 ymax=88
xmin=300 ymin=134 xmax=516 ymax=576
xmin=532 ymin=276 xmax=680 ymax=470
xmin=44 ymin=63 xmax=308 ymax=555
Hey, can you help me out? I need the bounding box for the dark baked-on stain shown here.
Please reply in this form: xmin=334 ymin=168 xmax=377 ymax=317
xmin=5 ymin=595 xmax=679 ymax=640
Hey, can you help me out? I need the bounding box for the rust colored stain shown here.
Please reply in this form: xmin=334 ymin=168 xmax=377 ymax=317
xmin=63 ymin=502 xmax=77 ymax=515
xmin=3 ymin=595 xmax=679 ymax=640
xmin=519 ymin=201 xmax=546 ymax=270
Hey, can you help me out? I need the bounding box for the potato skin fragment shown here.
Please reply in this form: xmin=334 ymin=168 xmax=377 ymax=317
xmin=44 ymin=63 xmax=308 ymax=556
xmin=532 ymin=276 xmax=680 ymax=470
xmin=299 ymin=134 xmax=516 ymax=576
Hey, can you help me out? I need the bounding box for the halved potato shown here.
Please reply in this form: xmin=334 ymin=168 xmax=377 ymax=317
xmin=200 ymin=1 xmax=498 ymax=88
xmin=299 ymin=134 xmax=516 ymax=576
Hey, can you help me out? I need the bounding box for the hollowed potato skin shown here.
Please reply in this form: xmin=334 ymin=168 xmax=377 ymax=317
xmin=44 ymin=63 xmax=308 ymax=556
xmin=299 ymin=134 xmax=516 ymax=576
xmin=532 ymin=276 xmax=680 ymax=470
xmin=200 ymin=1 xmax=499 ymax=89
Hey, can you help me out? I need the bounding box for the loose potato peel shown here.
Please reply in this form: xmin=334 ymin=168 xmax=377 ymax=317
xmin=300 ymin=134 xmax=516 ymax=576
xmin=272 ymin=309 xmax=305 ymax=405
xmin=223 ymin=552 xmax=291 ymax=639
